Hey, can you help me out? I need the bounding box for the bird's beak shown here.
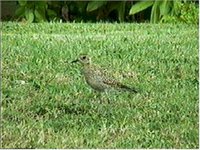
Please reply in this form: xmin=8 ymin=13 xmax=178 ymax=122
xmin=71 ymin=59 xmax=79 ymax=63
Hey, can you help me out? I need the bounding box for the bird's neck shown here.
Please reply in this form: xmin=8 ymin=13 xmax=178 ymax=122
xmin=83 ymin=63 xmax=90 ymax=67
xmin=82 ymin=63 xmax=93 ymax=72
xmin=82 ymin=64 xmax=92 ymax=79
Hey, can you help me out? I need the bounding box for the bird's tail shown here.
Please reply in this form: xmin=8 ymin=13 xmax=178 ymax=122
xmin=103 ymin=79 xmax=139 ymax=93
xmin=118 ymin=84 xmax=138 ymax=93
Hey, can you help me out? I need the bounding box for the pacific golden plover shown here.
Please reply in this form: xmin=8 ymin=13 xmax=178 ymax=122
xmin=71 ymin=55 xmax=138 ymax=93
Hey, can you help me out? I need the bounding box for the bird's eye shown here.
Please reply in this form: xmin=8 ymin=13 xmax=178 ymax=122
xmin=82 ymin=56 xmax=86 ymax=59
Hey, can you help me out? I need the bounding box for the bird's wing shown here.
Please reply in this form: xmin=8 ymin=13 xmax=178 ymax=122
xmin=91 ymin=64 xmax=117 ymax=84
xmin=92 ymin=64 xmax=138 ymax=93
xmin=103 ymin=78 xmax=138 ymax=93
xmin=100 ymin=69 xmax=119 ymax=87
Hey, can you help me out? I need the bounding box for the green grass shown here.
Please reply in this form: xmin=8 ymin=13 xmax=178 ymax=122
xmin=2 ymin=22 xmax=198 ymax=148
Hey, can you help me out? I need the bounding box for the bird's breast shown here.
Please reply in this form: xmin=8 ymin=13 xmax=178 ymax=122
xmin=82 ymin=67 xmax=106 ymax=91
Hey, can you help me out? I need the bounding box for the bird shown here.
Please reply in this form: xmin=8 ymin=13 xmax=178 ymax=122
xmin=71 ymin=55 xmax=138 ymax=93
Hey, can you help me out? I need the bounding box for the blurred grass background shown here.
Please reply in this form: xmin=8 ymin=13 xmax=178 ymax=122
xmin=2 ymin=22 xmax=198 ymax=148
xmin=1 ymin=1 xmax=198 ymax=24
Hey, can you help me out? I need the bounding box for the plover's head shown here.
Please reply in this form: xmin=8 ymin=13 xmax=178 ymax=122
xmin=71 ymin=55 xmax=91 ymax=65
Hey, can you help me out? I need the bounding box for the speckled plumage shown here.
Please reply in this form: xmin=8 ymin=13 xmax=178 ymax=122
xmin=72 ymin=55 xmax=138 ymax=93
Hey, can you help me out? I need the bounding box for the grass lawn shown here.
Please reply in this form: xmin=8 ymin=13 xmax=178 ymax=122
xmin=2 ymin=22 xmax=198 ymax=148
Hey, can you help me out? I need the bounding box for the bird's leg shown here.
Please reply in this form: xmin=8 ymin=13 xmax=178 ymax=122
xmin=102 ymin=90 xmax=111 ymax=104
xmin=94 ymin=90 xmax=110 ymax=104
xmin=93 ymin=90 xmax=102 ymax=104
